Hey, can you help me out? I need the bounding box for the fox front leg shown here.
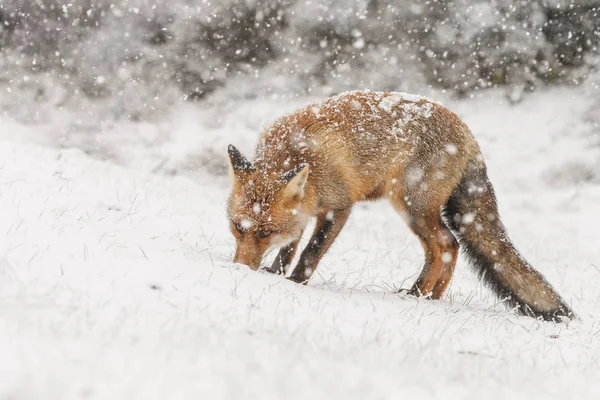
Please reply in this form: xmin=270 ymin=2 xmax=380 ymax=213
xmin=264 ymin=240 xmax=300 ymax=275
xmin=288 ymin=208 xmax=351 ymax=284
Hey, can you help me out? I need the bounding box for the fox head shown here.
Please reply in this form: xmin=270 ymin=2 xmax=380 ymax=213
xmin=226 ymin=145 xmax=310 ymax=270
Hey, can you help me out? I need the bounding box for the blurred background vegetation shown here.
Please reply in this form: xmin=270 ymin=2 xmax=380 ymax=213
xmin=0 ymin=0 xmax=599 ymax=122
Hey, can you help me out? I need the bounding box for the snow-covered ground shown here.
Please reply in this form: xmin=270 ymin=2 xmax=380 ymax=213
xmin=1 ymin=88 xmax=600 ymax=399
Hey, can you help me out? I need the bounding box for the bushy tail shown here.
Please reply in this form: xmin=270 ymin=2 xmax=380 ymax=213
xmin=443 ymin=158 xmax=574 ymax=321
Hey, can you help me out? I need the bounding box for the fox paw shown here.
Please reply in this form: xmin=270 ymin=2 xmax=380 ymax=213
xmin=397 ymin=286 xmax=431 ymax=298
xmin=287 ymin=275 xmax=309 ymax=286
xmin=261 ymin=265 xmax=285 ymax=275
xmin=397 ymin=287 xmax=417 ymax=297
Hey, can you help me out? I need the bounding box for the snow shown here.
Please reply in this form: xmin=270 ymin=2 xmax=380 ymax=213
xmin=1 ymin=87 xmax=600 ymax=399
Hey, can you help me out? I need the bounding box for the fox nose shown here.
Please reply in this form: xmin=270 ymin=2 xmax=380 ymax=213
xmin=233 ymin=250 xmax=262 ymax=270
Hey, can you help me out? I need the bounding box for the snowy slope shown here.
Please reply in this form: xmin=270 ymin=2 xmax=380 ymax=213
xmin=1 ymin=88 xmax=600 ymax=399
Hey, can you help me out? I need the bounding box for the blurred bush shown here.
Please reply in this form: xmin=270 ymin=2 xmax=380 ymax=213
xmin=0 ymin=0 xmax=599 ymax=121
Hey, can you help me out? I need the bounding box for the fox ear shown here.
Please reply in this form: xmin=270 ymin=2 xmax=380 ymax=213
xmin=228 ymin=145 xmax=252 ymax=178
xmin=282 ymin=163 xmax=309 ymax=198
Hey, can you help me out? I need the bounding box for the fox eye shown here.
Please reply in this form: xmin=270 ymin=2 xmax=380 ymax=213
xmin=234 ymin=222 xmax=245 ymax=234
xmin=257 ymin=230 xmax=272 ymax=239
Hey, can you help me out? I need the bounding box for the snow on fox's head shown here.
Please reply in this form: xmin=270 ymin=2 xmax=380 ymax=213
xmin=226 ymin=145 xmax=310 ymax=270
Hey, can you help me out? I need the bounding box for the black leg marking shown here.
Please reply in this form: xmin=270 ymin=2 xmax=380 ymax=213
xmin=264 ymin=240 xmax=299 ymax=275
xmin=288 ymin=208 xmax=351 ymax=284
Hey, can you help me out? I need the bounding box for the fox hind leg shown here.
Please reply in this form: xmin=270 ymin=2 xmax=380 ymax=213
xmin=430 ymin=222 xmax=459 ymax=299
xmin=406 ymin=212 xmax=458 ymax=299
xmin=389 ymin=173 xmax=459 ymax=299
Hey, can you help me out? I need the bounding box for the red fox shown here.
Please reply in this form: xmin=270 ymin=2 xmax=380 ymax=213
xmin=227 ymin=90 xmax=573 ymax=321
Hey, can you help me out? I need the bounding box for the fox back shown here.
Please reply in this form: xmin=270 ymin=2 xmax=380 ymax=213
xmin=246 ymin=92 xmax=479 ymax=208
